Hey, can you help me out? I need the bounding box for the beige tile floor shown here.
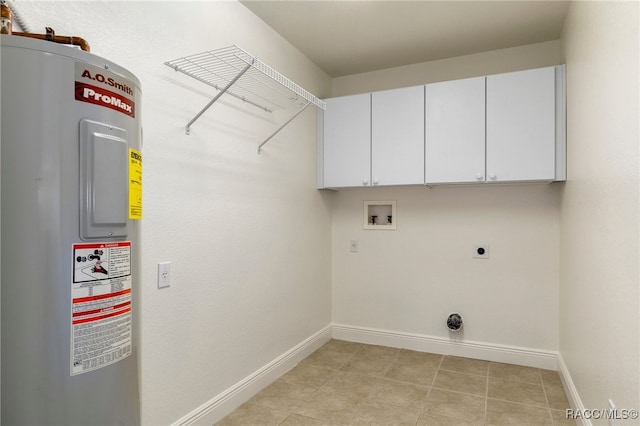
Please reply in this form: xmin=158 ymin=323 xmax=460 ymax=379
xmin=217 ymin=339 xmax=576 ymax=426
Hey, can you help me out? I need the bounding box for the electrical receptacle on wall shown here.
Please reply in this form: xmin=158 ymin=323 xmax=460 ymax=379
xmin=158 ymin=262 xmax=171 ymax=288
xmin=473 ymin=244 xmax=490 ymax=259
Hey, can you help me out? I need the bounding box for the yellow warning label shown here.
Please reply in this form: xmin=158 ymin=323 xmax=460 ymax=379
xmin=129 ymin=148 xmax=142 ymax=219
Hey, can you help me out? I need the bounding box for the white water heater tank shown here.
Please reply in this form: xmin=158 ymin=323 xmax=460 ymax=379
xmin=1 ymin=35 xmax=142 ymax=425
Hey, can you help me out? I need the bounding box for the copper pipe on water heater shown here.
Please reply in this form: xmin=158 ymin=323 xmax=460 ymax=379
xmin=0 ymin=2 xmax=90 ymax=52
xmin=1 ymin=0 xmax=12 ymax=34
xmin=14 ymin=27 xmax=91 ymax=52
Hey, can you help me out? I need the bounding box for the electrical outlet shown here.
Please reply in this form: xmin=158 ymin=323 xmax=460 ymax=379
xmin=350 ymin=240 xmax=359 ymax=253
xmin=158 ymin=262 xmax=171 ymax=289
xmin=473 ymin=244 xmax=489 ymax=259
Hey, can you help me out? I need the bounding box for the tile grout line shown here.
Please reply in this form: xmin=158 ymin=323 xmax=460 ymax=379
xmin=340 ymin=343 xmax=367 ymax=425
xmin=539 ymin=367 xmax=556 ymax=425
xmin=348 ymin=346 xmax=367 ymax=426
xmin=485 ymin=364 xmax=490 ymax=426
xmin=422 ymin=353 xmax=444 ymax=414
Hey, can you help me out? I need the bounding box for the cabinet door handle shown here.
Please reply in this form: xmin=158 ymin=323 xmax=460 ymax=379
xmin=489 ymin=173 xmax=497 ymax=180
xmin=372 ymin=178 xmax=379 ymax=186
xmin=363 ymin=178 xmax=369 ymax=186
xmin=476 ymin=173 xmax=483 ymax=181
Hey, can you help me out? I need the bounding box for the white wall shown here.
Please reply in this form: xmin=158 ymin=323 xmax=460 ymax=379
xmin=332 ymin=185 xmax=561 ymax=350
xmin=8 ymin=2 xmax=332 ymax=424
xmin=330 ymin=42 xmax=564 ymax=355
xmin=332 ymin=40 xmax=562 ymax=95
xmin=560 ymin=1 xmax=639 ymax=422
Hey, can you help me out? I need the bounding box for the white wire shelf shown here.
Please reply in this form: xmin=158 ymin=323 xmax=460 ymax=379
xmin=165 ymin=45 xmax=325 ymax=152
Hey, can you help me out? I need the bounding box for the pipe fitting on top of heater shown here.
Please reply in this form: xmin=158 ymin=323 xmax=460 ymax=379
xmin=13 ymin=27 xmax=90 ymax=52
xmin=1 ymin=0 xmax=12 ymax=34
xmin=0 ymin=2 xmax=90 ymax=52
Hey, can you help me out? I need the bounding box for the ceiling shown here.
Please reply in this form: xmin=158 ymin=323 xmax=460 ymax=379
xmin=240 ymin=1 xmax=570 ymax=77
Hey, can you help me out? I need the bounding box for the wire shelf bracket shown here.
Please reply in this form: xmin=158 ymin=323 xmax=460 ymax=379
xmin=164 ymin=45 xmax=326 ymax=153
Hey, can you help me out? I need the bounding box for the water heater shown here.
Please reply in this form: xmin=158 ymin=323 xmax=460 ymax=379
xmin=1 ymin=35 xmax=142 ymax=425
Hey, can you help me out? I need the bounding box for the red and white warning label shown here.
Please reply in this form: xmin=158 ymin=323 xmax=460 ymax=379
xmin=71 ymin=241 xmax=133 ymax=375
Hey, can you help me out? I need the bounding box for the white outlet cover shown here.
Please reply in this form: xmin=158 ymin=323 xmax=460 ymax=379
xmin=158 ymin=262 xmax=171 ymax=288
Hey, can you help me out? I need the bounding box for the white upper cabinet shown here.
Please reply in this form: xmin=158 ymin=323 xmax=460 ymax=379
xmin=425 ymin=76 xmax=486 ymax=184
xmin=371 ymin=85 xmax=425 ymax=186
xmin=321 ymin=93 xmax=371 ymax=188
xmin=486 ymin=66 xmax=562 ymax=182
xmin=319 ymin=65 xmax=565 ymax=189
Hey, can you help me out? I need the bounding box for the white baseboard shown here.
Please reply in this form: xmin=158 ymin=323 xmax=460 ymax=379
xmin=558 ymin=353 xmax=591 ymax=426
xmin=172 ymin=325 xmax=332 ymax=426
xmin=332 ymin=323 xmax=559 ymax=370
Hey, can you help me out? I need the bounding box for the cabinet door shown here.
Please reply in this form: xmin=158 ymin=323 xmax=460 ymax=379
xmin=322 ymin=93 xmax=371 ymax=188
xmin=371 ymin=85 xmax=424 ymax=186
xmin=486 ymin=67 xmax=556 ymax=182
xmin=425 ymin=77 xmax=486 ymax=184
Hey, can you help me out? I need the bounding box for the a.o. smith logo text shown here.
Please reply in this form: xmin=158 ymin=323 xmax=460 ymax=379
xmin=80 ymin=69 xmax=134 ymax=96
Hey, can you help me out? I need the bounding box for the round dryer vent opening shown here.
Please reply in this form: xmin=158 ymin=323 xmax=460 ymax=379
xmin=447 ymin=313 xmax=463 ymax=332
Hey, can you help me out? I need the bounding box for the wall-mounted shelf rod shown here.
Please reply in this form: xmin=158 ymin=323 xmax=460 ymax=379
xmin=258 ymin=101 xmax=311 ymax=154
xmin=184 ymin=62 xmax=252 ymax=135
